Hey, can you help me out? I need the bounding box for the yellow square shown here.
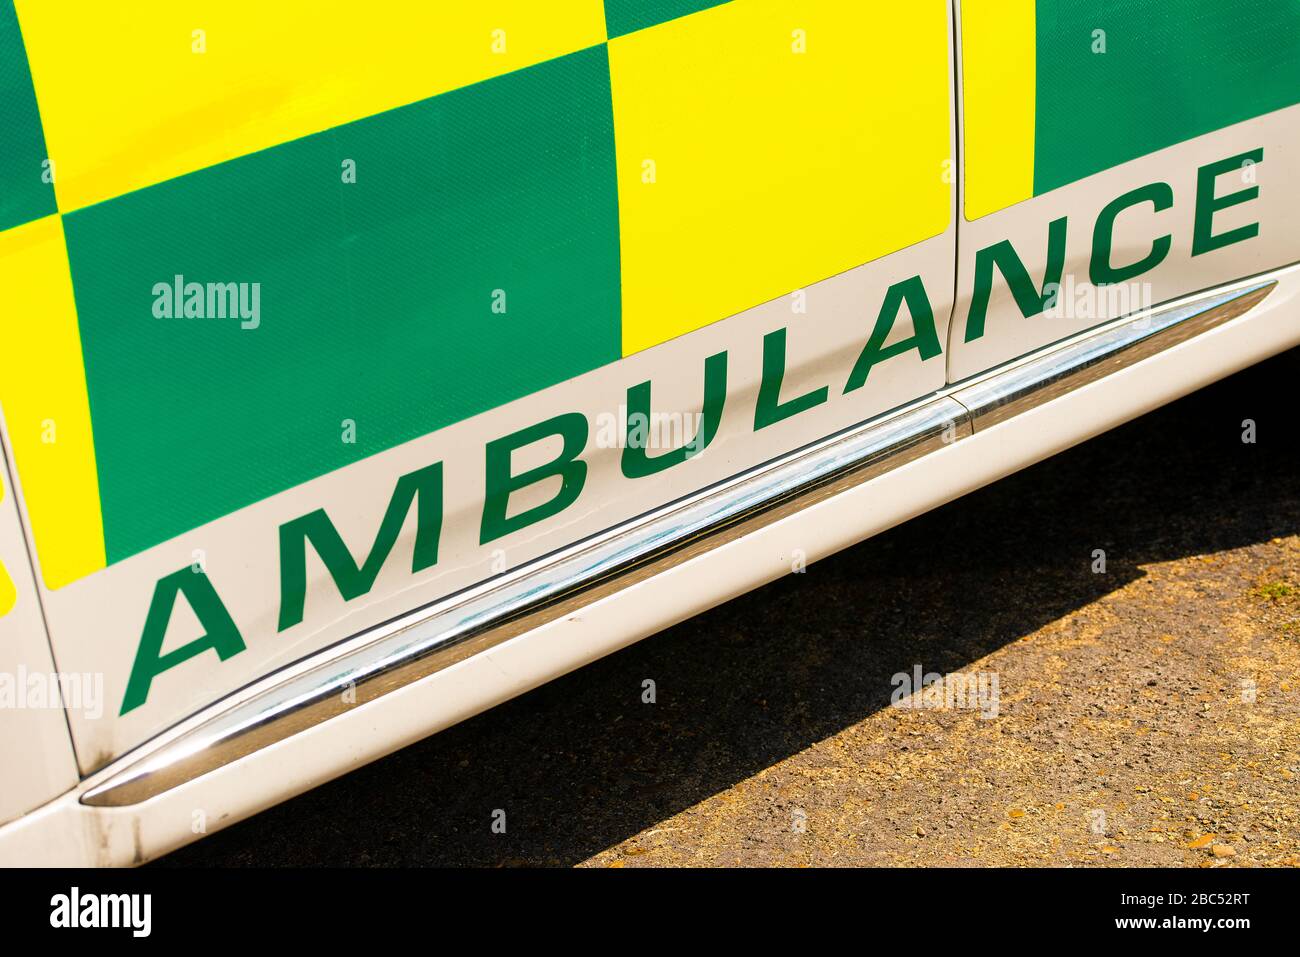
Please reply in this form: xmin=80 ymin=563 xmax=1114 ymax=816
xmin=961 ymin=0 xmax=1036 ymax=220
xmin=0 ymin=215 xmax=105 ymax=589
xmin=17 ymin=0 xmax=609 ymax=212
xmin=610 ymin=0 xmax=952 ymax=355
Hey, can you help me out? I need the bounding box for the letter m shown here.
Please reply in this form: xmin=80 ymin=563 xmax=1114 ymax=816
xmin=278 ymin=462 xmax=443 ymax=631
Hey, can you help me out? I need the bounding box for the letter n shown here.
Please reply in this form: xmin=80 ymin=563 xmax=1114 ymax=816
xmin=965 ymin=216 xmax=1068 ymax=342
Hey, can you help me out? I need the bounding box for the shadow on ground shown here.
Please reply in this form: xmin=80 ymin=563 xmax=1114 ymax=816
xmin=162 ymin=348 xmax=1298 ymax=866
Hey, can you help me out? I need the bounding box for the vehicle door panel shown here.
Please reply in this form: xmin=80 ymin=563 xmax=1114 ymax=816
xmin=0 ymin=1 xmax=959 ymax=769
xmin=950 ymin=0 xmax=1300 ymax=381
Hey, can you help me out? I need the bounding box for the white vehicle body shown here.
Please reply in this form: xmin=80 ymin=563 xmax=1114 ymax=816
xmin=1 ymin=0 xmax=1297 ymax=864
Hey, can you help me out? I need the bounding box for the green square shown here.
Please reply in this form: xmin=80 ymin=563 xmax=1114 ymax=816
xmin=1033 ymin=0 xmax=1300 ymax=195
xmin=64 ymin=44 xmax=622 ymax=562
xmin=604 ymin=0 xmax=733 ymax=39
xmin=0 ymin=1 xmax=57 ymax=231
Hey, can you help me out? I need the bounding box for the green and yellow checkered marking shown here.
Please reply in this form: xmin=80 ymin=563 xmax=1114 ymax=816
xmin=611 ymin=0 xmax=949 ymax=353
xmin=962 ymin=0 xmax=1300 ymax=220
xmin=1 ymin=0 xmax=952 ymax=586
xmin=0 ymin=0 xmax=53 ymax=231
xmin=0 ymin=215 xmax=106 ymax=589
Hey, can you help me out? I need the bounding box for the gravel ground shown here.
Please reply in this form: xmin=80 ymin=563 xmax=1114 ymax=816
xmin=164 ymin=348 xmax=1300 ymax=867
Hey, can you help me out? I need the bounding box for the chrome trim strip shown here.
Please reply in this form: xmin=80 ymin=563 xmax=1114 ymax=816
xmin=952 ymin=282 xmax=1275 ymax=431
xmin=81 ymin=278 xmax=1276 ymax=807
xmin=83 ymin=397 xmax=969 ymax=807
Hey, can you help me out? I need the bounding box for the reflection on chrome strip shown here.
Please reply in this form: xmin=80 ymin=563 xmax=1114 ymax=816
xmin=952 ymin=282 xmax=1274 ymax=430
xmin=82 ymin=279 xmax=1276 ymax=807
xmin=83 ymin=398 xmax=968 ymax=806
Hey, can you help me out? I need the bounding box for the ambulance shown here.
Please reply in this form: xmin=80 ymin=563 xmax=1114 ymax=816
xmin=1 ymin=0 xmax=1297 ymax=864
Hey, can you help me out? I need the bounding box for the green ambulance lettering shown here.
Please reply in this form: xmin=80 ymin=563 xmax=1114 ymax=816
xmin=964 ymin=216 xmax=1069 ymax=344
xmin=622 ymin=351 xmax=728 ymax=478
xmin=121 ymin=568 xmax=245 ymax=715
xmin=120 ymin=272 xmax=950 ymax=712
xmin=278 ymin=461 xmax=444 ymax=631
xmin=1193 ymin=149 xmax=1264 ymax=257
xmin=843 ymin=275 xmax=943 ymax=393
xmin=754 ymin=329 xmax=828 ymax=431
xmin=481 ymin=413 xmax=589 ymax=545
xmin=122 ymin=461 xmax=444 ymax=713
xmin=965 ymin=149 xmax=1264 ymax=343
xmin=1091 ymin=183 xmax=1174 ymax=286
xmin=117 ymin=142 xmax=1270 ymax=711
